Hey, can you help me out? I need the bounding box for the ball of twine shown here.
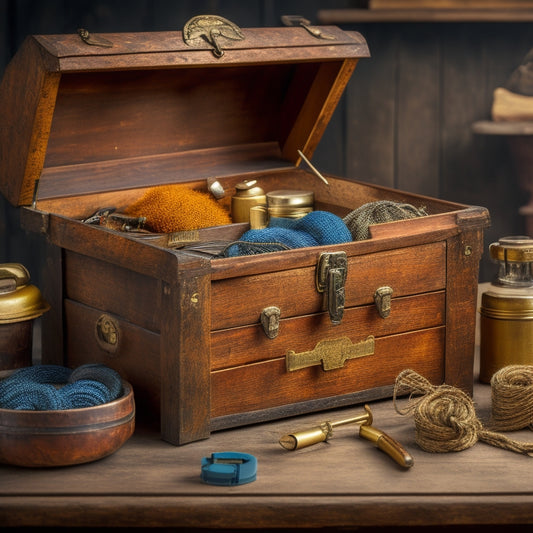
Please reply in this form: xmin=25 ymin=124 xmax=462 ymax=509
xmin=393 ymin=369 xmax=533 ymax=456
xmin=490 ymin=365 xmax=533 ymax=431
xmin=393 ymin=369 xmax=481 ymax=452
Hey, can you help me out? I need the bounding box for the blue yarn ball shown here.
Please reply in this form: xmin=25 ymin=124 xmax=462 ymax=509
xmin=226 ymin=211 xmax=352 ymax=257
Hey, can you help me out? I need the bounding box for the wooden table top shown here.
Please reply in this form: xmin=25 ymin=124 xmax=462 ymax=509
xmin=2 ymin=285 xmax=533 ymax=530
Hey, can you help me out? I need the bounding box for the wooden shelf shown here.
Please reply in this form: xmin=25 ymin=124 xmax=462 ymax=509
xmin=472 ymin=120 xmax=533 ymax=135
xmin=318 ymin=8 xmax=533 ymax=23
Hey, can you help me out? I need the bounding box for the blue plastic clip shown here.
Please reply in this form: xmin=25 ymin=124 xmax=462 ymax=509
xmin=200 ymin=452 xmax=257 ymax=486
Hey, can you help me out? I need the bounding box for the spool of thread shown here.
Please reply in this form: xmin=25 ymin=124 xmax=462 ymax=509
xmin=490 ymin=365 xmax=533 ymax=431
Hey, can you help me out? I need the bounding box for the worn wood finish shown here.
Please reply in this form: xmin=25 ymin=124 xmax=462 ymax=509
xmin=2 ymin=332 xmax=533 ymax=529
xmin=0 ymin=28 xmax=490 ymax=446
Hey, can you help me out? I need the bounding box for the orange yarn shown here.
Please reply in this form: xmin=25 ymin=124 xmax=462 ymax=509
xmin=124 ymin=184 xmax=232 ymax=233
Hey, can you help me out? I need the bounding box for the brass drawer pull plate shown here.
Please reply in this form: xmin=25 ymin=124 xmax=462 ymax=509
xmin=286 ymin=335 xmax=375 ymax=372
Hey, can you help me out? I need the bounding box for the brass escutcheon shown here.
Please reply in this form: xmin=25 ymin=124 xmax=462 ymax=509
xmin=95 ymin=314 xmax=120 ymax=354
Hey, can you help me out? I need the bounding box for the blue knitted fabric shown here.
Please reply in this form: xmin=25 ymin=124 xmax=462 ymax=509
xmin=224 ymin=211 xmax=352 ymax=257
xmin=0 ymin=364 xmax=123 ymax=410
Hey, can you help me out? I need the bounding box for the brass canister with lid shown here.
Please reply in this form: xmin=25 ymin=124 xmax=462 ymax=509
xmin=249 ymin=189 xmax=314 ymax=229
xmin=266 ymin=189 xmax=314 ymax=219
xmin=0 ymin=263 xmax=49 ymax=372
xmin=479 ymin=236 xmax=533 ymax=382
xmin=230 ymin=179 xmax=266 ymax=224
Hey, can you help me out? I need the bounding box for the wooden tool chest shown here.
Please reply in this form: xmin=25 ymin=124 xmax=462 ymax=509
xmin=0 ymin=19 xmax=490 ymax=445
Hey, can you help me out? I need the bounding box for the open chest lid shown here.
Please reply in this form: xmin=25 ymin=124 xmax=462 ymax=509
xmin=0 ymin=17 xmax=370 ymax=208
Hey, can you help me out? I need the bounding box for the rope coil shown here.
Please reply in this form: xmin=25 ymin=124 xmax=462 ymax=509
xmin=393 ymin=368 xmax=533 ymax=456
xmin=490 ymin=365 xmax=533 ymax=431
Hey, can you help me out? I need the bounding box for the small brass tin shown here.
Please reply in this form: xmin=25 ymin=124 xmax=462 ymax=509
xmin=479 ymin=236 xmax=533 ymax=382
xmin=266 ymin=189 xmax=314 ymax=219
xmin=231 ymin=179 xmax=266 ymax=224
xmin=0 ymin=263 xmax=49 ymax=371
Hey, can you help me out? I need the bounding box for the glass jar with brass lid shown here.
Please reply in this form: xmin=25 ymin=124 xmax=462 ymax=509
xmin=479 ymin=236 xmax=533 ymax=382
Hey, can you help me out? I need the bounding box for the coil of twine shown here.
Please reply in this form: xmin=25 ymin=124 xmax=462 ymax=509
xmin=393 ymin=369 xmax=533 ymax=456
xmin=490 ymin=365 xmax=533 ymax=431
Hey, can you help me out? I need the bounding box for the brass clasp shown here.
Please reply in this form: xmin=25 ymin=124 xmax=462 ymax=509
xmin=183 ymin=15 xmax=244 ymax=58
xmin=316 ymin=252 xmax=347 ymax=325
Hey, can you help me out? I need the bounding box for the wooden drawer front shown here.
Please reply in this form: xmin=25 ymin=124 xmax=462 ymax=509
xmin=210 ymin=326 xmax=445 ymax=418
xmin=211 ymin=291 xmax=445 ymax=370
xmin=63 ymin=299 xmax=161 ymax=414
xmin=64 ymin=251 xmax=162 ymax=333
xmin=211 ymin=241 xmax=446 ymax=330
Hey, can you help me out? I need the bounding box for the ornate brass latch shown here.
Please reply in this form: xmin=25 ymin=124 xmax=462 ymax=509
xmin=316 ymin=251 xmax=347 ymax=325
xmin=286 ymin=335 xmax=375 ymax=372
xmin=183 ymin=15 xmax=244 ymax=58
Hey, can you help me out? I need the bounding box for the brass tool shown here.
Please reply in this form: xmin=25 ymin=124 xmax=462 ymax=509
xmin=279 ymin=404 xmax=414 ymax=468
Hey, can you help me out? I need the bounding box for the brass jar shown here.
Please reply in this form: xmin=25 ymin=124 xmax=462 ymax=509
xmin=0 ymin=264 xmax=49 ymax=372
xmin=266 ymin=189 xmax=314 ymax=219
xmin=249 ymin=189 xmax=314 ymax=229
xmin=231 ymin=179 xmax=266 ymax=224
xmin=479 ymin=236 xmax=533 ymax=382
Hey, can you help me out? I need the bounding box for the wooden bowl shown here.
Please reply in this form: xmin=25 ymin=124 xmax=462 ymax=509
xmin=0 ymin=380 xmax=135 ymax=467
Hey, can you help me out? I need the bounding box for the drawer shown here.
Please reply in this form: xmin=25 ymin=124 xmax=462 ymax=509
xmin=210 ymin=326 xmax=445 ymax=418
xmin=211 ymin=241 xmax=446 ymax=329
xmin=211 ymin=290 xmax=445 ymax=369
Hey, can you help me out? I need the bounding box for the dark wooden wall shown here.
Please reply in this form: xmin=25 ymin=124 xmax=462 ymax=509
xmin=0 ymin=0 xmax=531 ymax=283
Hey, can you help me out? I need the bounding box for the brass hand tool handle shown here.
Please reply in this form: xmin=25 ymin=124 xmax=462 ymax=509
xmin=359 ymin=424 xmax=414 ymax=468
xmin=279 ymin=405 xmax=373 ymax=450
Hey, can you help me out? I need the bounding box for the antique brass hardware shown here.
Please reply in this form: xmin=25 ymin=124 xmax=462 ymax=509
xmin=316 ymin=252 xmax=347 ymax=325
xmin=286 ymin=335 xmax=374 ymax=372
xmin=374 ymin=286 xmax=393 ymax=318
xmin=260 ymin=306 xmax=281 ymax=339
xmin=279 ymin=404 xmax=414 ymax=468
xmin=95 ymin=314 xmax=120 ymax=354
xmin=279 ymin=404 xmax=373 ymax=450
xmin=183 ymin=15 xmax=244 ymax=58
xmin=281 ymin=15 xmax=335 ymax=40
xmin=77 ymin=29 xmax=113 ymax=48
